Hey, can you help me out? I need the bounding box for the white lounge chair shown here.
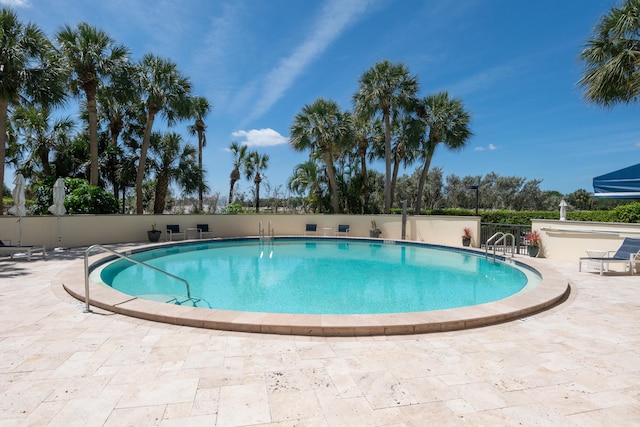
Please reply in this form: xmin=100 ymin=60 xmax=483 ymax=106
xmin=195 ymin=224 xmax=214 ymax=239
xmin=335 ymin=224 xmax=350 ymax=236
xmin=166 ymin=224 xmax=185 ymax=241
xmin=0 ymin=239 xmax=46 ymax=261
xmin=578 ymin=237 xmax=640 ymax=275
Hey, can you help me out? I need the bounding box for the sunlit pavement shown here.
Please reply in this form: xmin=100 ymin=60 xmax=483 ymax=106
xmin=1 ymin=247 xmax=638 ymax=426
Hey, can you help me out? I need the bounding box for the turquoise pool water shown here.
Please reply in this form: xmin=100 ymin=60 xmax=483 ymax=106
xmin=98 ymin=238 xmax=537 ymax=315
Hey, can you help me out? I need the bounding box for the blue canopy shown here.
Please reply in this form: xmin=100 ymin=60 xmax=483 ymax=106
xmin=593 ymin=163 xmax=640 ymax=198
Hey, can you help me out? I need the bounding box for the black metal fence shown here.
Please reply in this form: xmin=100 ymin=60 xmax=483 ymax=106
xmin=480 ymin=223 xmax=531 ymax=255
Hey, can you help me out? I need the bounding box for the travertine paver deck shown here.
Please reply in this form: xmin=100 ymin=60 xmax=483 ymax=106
xmin=1 ymin=246 xmax=639 ymax=426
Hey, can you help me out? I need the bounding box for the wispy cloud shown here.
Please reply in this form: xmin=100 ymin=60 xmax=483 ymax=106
xmin=448 ymin=65 xmax=515 ymax=97
xmin=231 ymin=129 xmax=289 ymax=147
xmin=0 ymin=0 xmax=30 ymax=7
xmin=243 ymin=0 xmax=373 ymax=124
xmin=474 ymin=143 xmax=498 ymax=151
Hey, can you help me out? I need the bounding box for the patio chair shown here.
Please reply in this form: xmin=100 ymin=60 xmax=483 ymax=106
xmin=196 ymin=224 xmax=214 ymax=239
xmin=304 ymin=224 xmax=317 ymax=236
xmin=335 ymin=224 xmax=350 ymax=236
xmin=166 ymin=224 xmax=185 ymax=241
xmin=0 ymin=239 xmax=46 ymax=261
xmin=578 ymin=237 xmax=640 ymax=275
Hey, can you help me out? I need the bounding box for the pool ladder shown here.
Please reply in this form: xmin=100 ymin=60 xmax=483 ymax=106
xmin=83 ymin=244 xmax=194 ymax=313
xmin=259 ymin=221 xmax=274 ymax=240
xmin=485 ymin=232 xmax=516 ymax=261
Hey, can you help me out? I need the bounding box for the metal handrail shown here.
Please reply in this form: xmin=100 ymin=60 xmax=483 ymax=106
xmin=485 ymin=232 xmax=516 ymax=260
xmin=83 ymin=244 xmax=191 ymax=313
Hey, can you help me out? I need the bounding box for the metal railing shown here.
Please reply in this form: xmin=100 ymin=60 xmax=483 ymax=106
xmin=258 ymin=221 xmax=274 ymax=240
xmin=83 ymin=244 xmax=191 ymax=313
xmin=481 ymin=223 xmax=530 ymax=255
xmin=485 ymin=232 xmax=516 ymax=260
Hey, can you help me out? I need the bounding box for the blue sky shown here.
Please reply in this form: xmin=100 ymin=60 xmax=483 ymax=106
xmin=4 ymin=0 xmax=639 ymax=199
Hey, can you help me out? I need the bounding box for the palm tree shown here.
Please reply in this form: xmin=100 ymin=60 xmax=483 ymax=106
xmin=11 ymin=104 xmax=75 ymax=178
xmin=228 ymin=141 xmax=248 ymax=205
xmin=134 ymin=53 xmax=193 ymax=214
xmin=290 ymin=98 xmax=352 ymax=213
xmin=244 ymin=150 xmax=269 ymax=213
xmin=148 ymin=132 xmax=202 ymax=214
xmin=56 ymin=22 xmax=129 ymax=186
xmin=188 ymin=96 xmax=211 ymax=211
xmin=414 ymin=92 xmax=472 ymax=214
xmin=287 ymin=160 xmax=325 ymax=213
xmin=578 ymin=0 xmax=640 ymax=106
xmin=0 ymin=8 xmax=66 ymax=204
xmin=354 ymin=60 xmax=418 ymax=213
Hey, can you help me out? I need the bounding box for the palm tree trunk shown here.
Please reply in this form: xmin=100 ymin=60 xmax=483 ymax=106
xmin=383 ymin=110 xmax=392 ymax=213
xmin=154 ymin=170 xmax=170 ymax=214
xmin=415 ymin=149 xmax=434 ymax=215
xmin=0 ymin=99 xmax=8 ymax=207
xmin=136 ymin=109 xmax=156 ymax=214
xmin=85 ymin=85 xmax=100 ymax=186
xmin=198 ymin=128 xmax=204 ymax=211
xmin=390 ymin=154 xmax=401 ymax=209
xmin=359 ymin=141 xmax=369 ymax=213
xmin=323 ymin=151 xmax=340 ymax=213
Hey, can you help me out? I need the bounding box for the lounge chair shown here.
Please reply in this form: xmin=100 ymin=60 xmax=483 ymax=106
xmin=335 ymin=224 xmax=350 ymax=236
xmin=195 ymin=224 xmax=214 ymax=239
xmin=578 ymin=237 xmax=640 ymax=275
xmin=0 ymin=239 xmax=46 ymax=261
xmin=304 ymin=224 xmax=317 ymax=236
xmin=166 ymin=224 xmax=185 ymax=241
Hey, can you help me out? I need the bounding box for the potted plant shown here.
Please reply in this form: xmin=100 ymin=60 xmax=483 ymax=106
xmin=370 ymin=220 xmax=382 ymax=238
xmin=462 ymin=227 xmax=472 ymax=247
xmin=525 ymin=230 xmax=541 ymax=257
xmin=148 ymin=223 xmax=162 ymax=242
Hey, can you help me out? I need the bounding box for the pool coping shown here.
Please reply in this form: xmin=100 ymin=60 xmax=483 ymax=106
xmin=59 ymin=238 xmax=570 ymax=336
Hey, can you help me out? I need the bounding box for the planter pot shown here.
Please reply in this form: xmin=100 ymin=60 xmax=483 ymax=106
xmin=462 ymin=237 xmax=471 ymax=247
xmin=369 ymin=230 xmax=381 ymax=238
xmin=148 ymin=230 xmax=162 ymax=242
xmin=528 ymin=246 xmax=540 ymax=257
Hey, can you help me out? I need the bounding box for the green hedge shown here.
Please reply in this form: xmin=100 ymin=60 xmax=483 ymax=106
xmin=389 ymin=202 xmax=640 ymax=224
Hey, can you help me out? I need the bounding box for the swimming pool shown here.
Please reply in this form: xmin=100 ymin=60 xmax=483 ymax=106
xmin=70 ymin=237 xmax=568 ymax=336
xmin=95 ymin=238 xmax=538 ymax=315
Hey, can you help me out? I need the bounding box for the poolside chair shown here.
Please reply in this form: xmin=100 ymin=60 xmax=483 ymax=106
xmin=0 ymin=239 xmax=46 ymax=261
xmin=196 ymin=224 xmax=214 ymax=239
xmin=304 ymin=224 xmax=317 ymax=236
xmin=578 ymin=237 xmax=640 ymax=276
xmin=166 ymin=224 xmax=185 ymax=241
xmin=335 ymin=224 xmax=350 ymax=236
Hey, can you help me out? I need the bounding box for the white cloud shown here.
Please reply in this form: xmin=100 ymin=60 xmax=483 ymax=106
xmin=474 ymin=144 xmax=498 ymax=151
xmin=243 ymin=0 xmax=373 ymax=123
xmin=231 ymin=128 xmax=289 ymax=147
xmin=0 ymin=0 xmax=30 ymax=7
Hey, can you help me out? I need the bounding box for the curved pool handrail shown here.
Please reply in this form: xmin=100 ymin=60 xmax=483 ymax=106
xmin=83 ymin=244 xmax=191 ymax=313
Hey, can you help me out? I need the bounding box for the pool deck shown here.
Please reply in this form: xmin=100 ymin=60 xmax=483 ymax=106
xmin=1 ymin=245 xmax=639 ymax=425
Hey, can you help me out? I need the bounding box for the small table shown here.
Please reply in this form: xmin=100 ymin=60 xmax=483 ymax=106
xmin=585 ymin=249 xmax=609 ymax=272
xmin=323 ymin=227 xmax=333 ymax=236
xmin=186 ymin=227 xmax=201 ymax=239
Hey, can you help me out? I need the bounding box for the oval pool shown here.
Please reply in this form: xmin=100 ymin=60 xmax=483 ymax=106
xmin=94 ymin=238 xmax=539 ymax=315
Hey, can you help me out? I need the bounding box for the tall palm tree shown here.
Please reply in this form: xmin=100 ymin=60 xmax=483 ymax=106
xmin=244 ymin=150 xmax=269 ymax=213
xmin=134 ymin=53 xmax=192 ymax=214
xmin=0 ymin=8 xmax=66 ymax=204
xmin=354 ymin=60 xmax=418 ymax=213
xmin=11 ymin=104 xmax=74 ymax=178
xmin=579 ymin=0 xmax=640 ymax=106
xmin=188 ymin=96 xmax=211 ymax=211
xmin=414 ymin=92 xmax=472 ymax=214
xmin=290 ymin=98 xmax=352 ymax=213
xmin=228 ymin=141 xmax=248 ymax=205
xmin=389 ymin=114 xmax=422 ymax=209
xmin=56 ymin=22 xmax=129 ymax=186
xmin=287 ymin=160 xmax=325 ymax=213
xmin=148 ymin=131 xmax=202 ymax=214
